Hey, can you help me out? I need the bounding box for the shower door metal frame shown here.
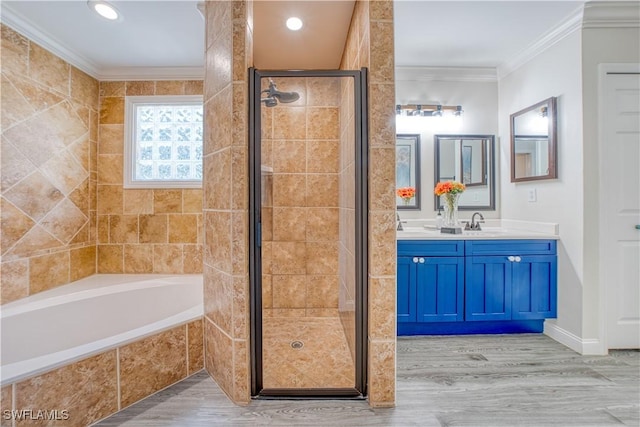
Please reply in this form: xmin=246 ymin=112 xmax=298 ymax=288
xmin=249 ymin=68 xmax=369 ymax=398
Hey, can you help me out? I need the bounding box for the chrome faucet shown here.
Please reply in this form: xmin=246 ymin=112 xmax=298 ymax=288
xmin=465 ymin=212 xmax=485 ymax=231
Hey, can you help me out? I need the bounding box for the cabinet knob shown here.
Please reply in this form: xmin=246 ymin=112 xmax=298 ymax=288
xmin=413 ymin=257 xmax=419 ymax=263
xmin=515 ymin=256 xmax=522 ymax=262
xmin=419 ymin=258 xmax=425 ymax=263
xmin=508 ymin=256 xmax=515 ymax=262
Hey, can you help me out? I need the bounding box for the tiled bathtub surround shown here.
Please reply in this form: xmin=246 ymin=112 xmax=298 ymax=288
xmin=97 ymin=80 xmax=204 ymax=275
xmin=0 ymin=320 xmax=203 ymax=427
xmin=1 ymin=24 xmax=98 ymax=304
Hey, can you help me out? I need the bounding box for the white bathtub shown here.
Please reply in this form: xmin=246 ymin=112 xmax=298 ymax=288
xmin=0 ymin=274 xmax=203 ymax=385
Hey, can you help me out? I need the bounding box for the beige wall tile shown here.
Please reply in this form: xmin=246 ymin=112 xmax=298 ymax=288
xmin=368 ymin=277 xmax=396 ymax=340
xmin=232 ymin=276 xmax=248 ymax=338
xmin=307 ymin=140 xmax=339 ymax=173
xmin=169 ymin=214 xmax=198 ymax=243
xmin=261 ymin=274 xmax=272 ymax=308
xmin=5 ymin=225 xmax=62 ymax=258
xmin=70 ymin=245 xmax=96 ymax=282
xmin=155 ymin=80 xmax=185 ymax=95
xmin=1 ymin=138 xmax=34 ymax=192
xmin=0 ymin=384 xmax=11 ymax=427
xmin=204 ymin=211 xmax=232 ymax=272
xmin=124 ymin=244 xmax=153 ymax=273
xmin=97 ymin=185 xmax=123 ymax=214
xmin=119 ymin=327 xmax=186 ymax=408
xmin=271 ymin=241 xmax=306 ymax=275
xmin=29 ymin=251 xmax=69 ymax=294
xmin=3 ymin=171 xmax=64 ymax=221
xmin=99 ymin=96 xmax=124 ymax=125
xmin=204 ymin=318 xmax=234 ymax=397
xmin=98 ymin=124 xmax=124 ymax=154
xmin=68 ymin=178 xmax=90 ymax=214
xmin=368 ymin=211 xmax=396 ymax=277
xmin=97 ymin=244 xmax=123 ymax=273
xmin=183 ymin=189 xmax=203 ymax=213
xmin=273 ymin=107 xmax=306 ymax=140
xmin=153 ymin=244 xmax=183 ymax=273
xmin=1 ymin=75 xmax=36 ymax=131
xmin=109 ymin=214 xmax=139 ymax=244
xmin=306 ymin=77 xmax=340 ymax=107
xmin=40 ymin=199 xmax=87 ymax=245
xmin=306 ymin=174 xmax=339 ymax=207
xmin=272 ymin=174 xmax=306 ymax=207
xmin=0 ymin=260 xmax=29 ymax=304
xmin=98 ymin=215 xmax=109 ymax=243
xmin=183 ymin=244 xmax=203 ymax=274
xmin=123 ymin=189 xmax=153 ymax=214
xmin=1 ymin=197 xmax=35 ymax=253
xmin=203 ymin=265 xmax=233 ymax=334
xmin=97 ymin=154 xmax=123 ymax=184
xmin=154 ymin=189 xmax=183 ymax=214
xmin=369 ymin=147 xmax=396 ymax=210
xmin=232 ymin=339 xmax=250 ymax=404
xmin=272 ymin=207 xmax=306 ymax=241
xmin=369 ymin=21 xmax=395 ymax=84
xmin=306 ymin=208 xmax=339 ymax=242
xmin=306 ymin=242 xmax=338 ymax=275
xmin=306 ymin=107 xmax=339 ymax=140
xmin=188 ymin=319 xmax=204 ymax=374
xmin=15 ymin=351 xmax=118 ymax=426
xmin=368 ymin=83 xmax=396 ymax=147
xmin=368 ymin=340 xmax=396 ymax=406
xmin=306 ymin=275 xmax=339 ymax=308
xmin=370 ymin=0 xmax=393 ymax=20
xmin=272 ymin=275 xmax=306 ymax=308
xmin=99 ymin=81 xmax=125 ymax=98
xmin=185 ymin=80 xmax=204 ymax=95
xmin=40 ymin=149 xmax=88 ymax=196
xmin=139 ymin=214 xmax=167 ymax=243
xmin=28 ymin=43 xmax=69 ymax=95
xmin=231 ymin=211 xmax=248 ymax=275
xmin=272 ymin=140 xmax=306 ymax=174
xmin=125 ymin=81 xmax=155 ymax=96
xmin=70 ymin=67 xmax=99 ymax=108
xmin=1 ymin=25 xmax=29 ymax=76
xmin=203 ymin=149 xmax=232 ymax=210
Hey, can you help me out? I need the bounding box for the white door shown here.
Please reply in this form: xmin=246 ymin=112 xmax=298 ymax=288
xmin=602 ymin=69 xmax=640 ymax=349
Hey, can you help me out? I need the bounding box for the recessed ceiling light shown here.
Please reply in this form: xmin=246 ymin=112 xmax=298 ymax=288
xmin=88 ymin=1 xmax=121 ymax=21
xmin=286 ymin=17 xmax=303 ymax=31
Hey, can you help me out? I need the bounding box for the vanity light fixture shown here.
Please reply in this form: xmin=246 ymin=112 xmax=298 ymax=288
xmin=286 ymin=17 xmax=303 ymax=31
xmin=395 ymin=103 xmax=463 ymax=117
xmin=88 ymin=0 xmax=121 ymax=21
xmin=539 ymin=106 xmax=548 ymax=117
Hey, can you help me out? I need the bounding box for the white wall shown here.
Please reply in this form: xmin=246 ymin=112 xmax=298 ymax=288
xmin=498 ymin=31 xmax=584 ymax=341
xmin=395 ymin=73 xmax=499 ymax=220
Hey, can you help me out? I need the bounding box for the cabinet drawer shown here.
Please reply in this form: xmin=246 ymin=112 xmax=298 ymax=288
xmin=465 ymin=240 xmax=556 ymax=256
xmin=398 ymin=240 xmax=464 ymax=256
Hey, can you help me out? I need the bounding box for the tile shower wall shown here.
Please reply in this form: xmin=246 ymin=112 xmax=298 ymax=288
xmin=1 ymin=24 xmax=98 ymax=304
xmin=97 ymin=80 xmax=204 ymax=274
xmin=341 ymin=0 xmax=397 ymax=407
xmin=261 ymin=77 xmax=341 ymax=317
xmin=203 ymin=0 xmax=253 ymax=405
xmin=0 ymin=319 xmax=203 ymax=426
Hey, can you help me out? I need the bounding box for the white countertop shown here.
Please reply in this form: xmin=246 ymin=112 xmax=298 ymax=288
xmin=396 ymin=219 xmax=559 ymax=241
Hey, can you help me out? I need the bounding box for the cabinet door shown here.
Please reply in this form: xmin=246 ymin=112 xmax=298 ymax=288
xmin=397 ymin=257 xmax=417 ymax=323
xmin=512 ymin=255 xmax=557 ymax=319
xmin=465 ymin=256 xmax=512 ymax=321
xmin=416 ymin=257 xmax=464 ymax=322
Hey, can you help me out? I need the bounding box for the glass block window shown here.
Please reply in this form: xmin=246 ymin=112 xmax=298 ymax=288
xmin=124 ymin=95 xmax=203 ymax=188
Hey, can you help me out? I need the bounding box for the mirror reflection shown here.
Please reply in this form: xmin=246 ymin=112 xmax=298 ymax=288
xmin=510 ymin=97 xmax=557 ymax=182
xmin=434 ymin=134 xmax=495 ymax=210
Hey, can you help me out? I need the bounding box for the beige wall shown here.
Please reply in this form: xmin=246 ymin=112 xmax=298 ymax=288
xmin=340 ymin=0 xmax=397 ymax=407
xmin=261 ymin=77 xmax=342 ymax=317
xmin=96 ymin=80 xmax=204 ymax=274
xmin=1 ymin=24 xmax=98 ymax=303
xmin=202 ymin=0 xmax=252 ymax=405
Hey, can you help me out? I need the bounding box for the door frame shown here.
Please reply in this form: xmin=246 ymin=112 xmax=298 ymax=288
xmin=597 ymin=63 xmax=640 ymax=352
xmin=248 ymin=68 xmax=369 ymax=398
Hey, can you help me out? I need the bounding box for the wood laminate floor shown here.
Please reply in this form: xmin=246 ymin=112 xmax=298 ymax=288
xmin=95 ymin=334 xmax=640 ymax=426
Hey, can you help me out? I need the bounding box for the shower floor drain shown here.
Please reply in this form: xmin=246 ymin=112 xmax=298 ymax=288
xmin=290 ymin=340 xmax=304 ymax=349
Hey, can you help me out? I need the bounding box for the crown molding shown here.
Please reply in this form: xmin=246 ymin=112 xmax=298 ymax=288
xmin=583 ymin=1 xmax=640 ymax=28
xmin=0 ymin=4 xmax=204 ymax=81
xmin=97 ymin=67 xmax=204 ymax=81
xmin=1 ymin=4 xmax=101 ymax=78
xmin=498 ymin=6 xmax=583 ymax=79
xmin=395 ymin=66 xmax=497 ymax=83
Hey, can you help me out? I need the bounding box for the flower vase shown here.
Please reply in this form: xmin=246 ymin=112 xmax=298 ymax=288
xmin=403 ymin=198 xmax=411 ymax=205
xmin=441 ymin=193 xmax=460 ymax=228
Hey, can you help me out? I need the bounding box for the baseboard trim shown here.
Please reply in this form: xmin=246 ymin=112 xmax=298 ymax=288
xmin=544 ymin=323 xmax=607 ymax=355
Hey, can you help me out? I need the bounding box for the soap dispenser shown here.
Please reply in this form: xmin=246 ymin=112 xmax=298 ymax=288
xmin=435 ymin=207 xmax=443 ymax=229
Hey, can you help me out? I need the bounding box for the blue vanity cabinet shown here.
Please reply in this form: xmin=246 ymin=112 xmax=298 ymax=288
xmin=397 ymin=241 xmax=465 ymax=324
xmin=465 ymin=240 xmax=557 ymax=322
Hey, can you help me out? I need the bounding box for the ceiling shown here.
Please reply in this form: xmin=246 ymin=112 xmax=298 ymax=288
xmin=0 ymin=0 xmax=587 ymax=80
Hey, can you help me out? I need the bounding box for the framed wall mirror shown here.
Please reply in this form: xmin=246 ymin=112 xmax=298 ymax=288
xmin=510 ymin=97 xmax=557 ymax=182
xmin=434 ymin=134 xmax=496 ymax=211
xmin=396 ymin=134 xmax=421 ymax=210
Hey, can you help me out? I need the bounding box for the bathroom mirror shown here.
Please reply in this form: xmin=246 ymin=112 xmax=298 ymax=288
xmin=510 ymin=97 xmax=557 ymax=182
xmin=434 ymin=134 xmax=495 ymax=211
xmin=396 ymin=134 xmax=421 ymax=210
